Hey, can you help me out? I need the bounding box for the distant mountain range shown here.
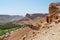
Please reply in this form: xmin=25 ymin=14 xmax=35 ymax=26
xmin=0 ymin=13 xmax=48 ymax=24
xmin=0 ymin=15 xmax=23 ymax=24
xmin=26 ymin=13 xmax=48 ymax=20
xmin=14 ymin=13 xmax=48 ymax=25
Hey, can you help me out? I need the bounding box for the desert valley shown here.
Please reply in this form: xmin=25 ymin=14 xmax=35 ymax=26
xmin=0 ymin=2 xmax=60 ymax=40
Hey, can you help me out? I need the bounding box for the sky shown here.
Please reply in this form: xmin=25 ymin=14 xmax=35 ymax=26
xmin=0 ymin=0 xmax=60 ymax=16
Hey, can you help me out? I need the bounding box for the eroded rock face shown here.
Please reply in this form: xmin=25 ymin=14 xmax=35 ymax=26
xmin=49 ymin=2 xmax=60 ymax=14
xmin=49 ymin=3 xmax=58 ymax=14
xmin=46 ymin=2 xmax=60 ymax=23
xmin=29 ymin=2 xmax=60 ymax=27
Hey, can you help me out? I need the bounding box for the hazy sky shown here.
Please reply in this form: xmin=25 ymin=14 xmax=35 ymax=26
xmin=0 ymin=0 xmax=60 ymax=16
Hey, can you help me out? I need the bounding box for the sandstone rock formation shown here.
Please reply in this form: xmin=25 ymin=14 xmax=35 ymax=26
xmin=32 ymin=2 xmax=60 ymax=27
xmin=48 ymin=2 xmax=60 ymax=23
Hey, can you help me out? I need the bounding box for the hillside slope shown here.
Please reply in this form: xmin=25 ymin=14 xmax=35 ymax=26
xmin=32 ymin=23 xmax=60 ymax=40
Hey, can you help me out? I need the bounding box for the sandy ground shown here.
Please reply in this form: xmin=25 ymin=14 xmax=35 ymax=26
xmin=30 ymin=23 xmax=60 ymax=40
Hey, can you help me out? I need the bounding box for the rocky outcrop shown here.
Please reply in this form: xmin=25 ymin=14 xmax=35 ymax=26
xmin=49 ymin=2 xmax=60 ymax=14
xmin=47 ymin=2 xmax=60 ymax=23
xmin=28 ymin=2 xmax=60 ymax=30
